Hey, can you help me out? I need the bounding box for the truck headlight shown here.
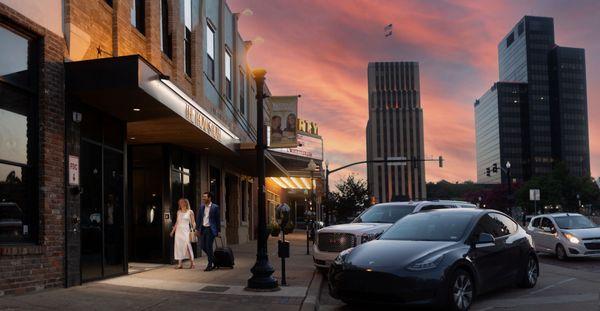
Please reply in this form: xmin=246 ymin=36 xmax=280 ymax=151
xmin=334 ymin=247 xmax=354 ymax=265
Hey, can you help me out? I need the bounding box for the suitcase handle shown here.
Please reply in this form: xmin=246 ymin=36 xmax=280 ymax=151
xmin=216 ymin=236 xmax=225 ymax=248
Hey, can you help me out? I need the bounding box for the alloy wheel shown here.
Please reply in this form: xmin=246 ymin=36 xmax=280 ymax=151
xmin=452 ymin=273 xmax=473 ymax=311
xmin=527 ymin=256 xmax=539 ymax=285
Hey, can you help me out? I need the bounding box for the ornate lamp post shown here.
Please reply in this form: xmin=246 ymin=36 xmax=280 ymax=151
xmin=247 ymin=68 xmax=278 ymax=291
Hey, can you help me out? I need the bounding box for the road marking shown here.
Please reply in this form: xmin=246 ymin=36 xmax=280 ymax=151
xmin=528 ymin=277 xmax=576 ymax=295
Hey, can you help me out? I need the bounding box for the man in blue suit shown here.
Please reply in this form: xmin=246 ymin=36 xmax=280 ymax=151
xmin=197 ymin=192 xmax=220 ymax=271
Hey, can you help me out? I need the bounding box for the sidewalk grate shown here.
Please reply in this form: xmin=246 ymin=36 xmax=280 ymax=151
xmin=199 ymin=286 xmax=230 ymax=293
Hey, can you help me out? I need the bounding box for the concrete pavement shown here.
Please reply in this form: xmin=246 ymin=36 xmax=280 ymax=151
xmin=0 ymin=232 xmax=319 ymax=311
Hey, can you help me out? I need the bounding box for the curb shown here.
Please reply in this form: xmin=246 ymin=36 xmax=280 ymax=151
xmin=300 ymin=269 xmax=323 ymax=311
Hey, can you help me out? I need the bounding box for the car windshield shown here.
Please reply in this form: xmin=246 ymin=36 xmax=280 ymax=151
xmin=553 ymin=215 xmax=597 ymax=230
xmin=352 ymin=204 xmax=414 ymax=224
xmin=380 ymin=211 xmax=475 ymax=241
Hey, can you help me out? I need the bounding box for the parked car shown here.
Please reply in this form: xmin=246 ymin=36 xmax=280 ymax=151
xmin=0 ymin=202 xmax=24 ymax=239
xmin=312 ymin=200 xmax=477 ymax=269
xmin=527 ymin=213 xmax=600 ymax=260
xmin=329 ymin=209 xmax=538 ymax=310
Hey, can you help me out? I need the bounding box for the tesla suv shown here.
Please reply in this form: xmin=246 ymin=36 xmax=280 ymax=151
xmin=313 ymin=200 xmax=476 ymax=269
xmin=329 ymin=209 xmax=538 ymax=310
xmin=527 ymin=213 xmax=600 ymax=260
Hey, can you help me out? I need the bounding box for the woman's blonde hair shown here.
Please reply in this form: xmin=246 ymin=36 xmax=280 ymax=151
xmin=179 ymin=198 xmax=191 ymax=211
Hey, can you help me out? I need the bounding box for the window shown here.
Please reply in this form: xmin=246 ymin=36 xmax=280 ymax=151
xmin=130 ymin=0 xmax=145 ymax=34
xmin=473 ymin=213 xmax=514 ymax=239
xmin=104 ymin=0 xmax=113 ymax=7
xmin=506 ymin=32 xmax=514 ymax=47
xmin=532 ymin=217 xmax=541 ymax=228
xmin=159 ymin=0 xmax=172 ymax=58
xmin=0 ymin=25 xmax=37 ymax=243
xmin=419 ymin=204 xmax=452 ymax=211
xmin=239 ymin=69 xmax=246 ymax=115
xmin=206 ymin=23 xmax=215 ymax=81
xmin=490 ymin=213 xmax=518 ymax=236
xmin=541 ymin=217 xmax=554 ymax=230
xmin=517 ymin=22 xmax=524 ymax=36
xmin=183 ymin=0 xmax=192 ymax=76
xmin=225 ymin=50 xmax=232 ymax=100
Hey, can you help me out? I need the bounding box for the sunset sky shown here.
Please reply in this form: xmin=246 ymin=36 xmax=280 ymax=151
xmin=228 ymin=0 xmax=600 ymax=184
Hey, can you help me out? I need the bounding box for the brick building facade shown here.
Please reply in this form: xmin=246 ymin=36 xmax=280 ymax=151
xmin=0 ymin=0 xmax=296 ymax=294
xmin=0 ymin=2 xmax=66 ymax=295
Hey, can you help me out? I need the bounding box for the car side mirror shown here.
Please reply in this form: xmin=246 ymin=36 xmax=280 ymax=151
xmin=475 ymin=233 xmax=495 ymax=249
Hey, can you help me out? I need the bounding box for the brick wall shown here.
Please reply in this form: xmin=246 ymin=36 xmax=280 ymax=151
xmin=0 ymin=3 xmax=66 ymax=296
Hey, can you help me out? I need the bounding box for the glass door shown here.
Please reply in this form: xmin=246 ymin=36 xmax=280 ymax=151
xmin=80 ymin=141 xmax=103 ymax=281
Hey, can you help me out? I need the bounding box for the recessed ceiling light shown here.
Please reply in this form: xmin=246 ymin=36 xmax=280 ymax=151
xmin=130 ymin=137 xmax=136 ymax=140
xmin=203 ymin=147 xmax=209 ymax=150
xmin=133 ymin=108 xmax=141 ymax=112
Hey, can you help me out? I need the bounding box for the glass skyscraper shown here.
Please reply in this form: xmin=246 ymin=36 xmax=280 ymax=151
xmin=476 ymin=16 xmax=590 ymax=183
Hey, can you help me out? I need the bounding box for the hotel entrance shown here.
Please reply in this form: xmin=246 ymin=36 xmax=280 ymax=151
xmin=79 ymin=105 xmax=126 ymax=282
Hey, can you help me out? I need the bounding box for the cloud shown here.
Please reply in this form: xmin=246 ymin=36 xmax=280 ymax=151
xmin=228 ymin=0 xmax=600 ymax=182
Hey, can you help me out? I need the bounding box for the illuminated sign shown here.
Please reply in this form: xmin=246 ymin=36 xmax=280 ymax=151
xmin=184 ymin=104 xmax=222 ymax=141
xmin=272 ymin=133 xmax=323 ymax=160
xmin=297 ymin=119 xmax=319 ymax=136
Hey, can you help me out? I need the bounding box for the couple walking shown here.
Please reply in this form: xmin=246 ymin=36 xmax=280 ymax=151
xmin=170 ymin=192 xmax=220 ymax=271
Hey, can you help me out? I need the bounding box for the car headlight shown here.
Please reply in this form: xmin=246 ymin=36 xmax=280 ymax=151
xmin=563 ymin=232 xmax=580 ymax=244
xmin=406 ymin=253 xmax=444 ymax=271
xmin=360 ymin=232 xmax=381 ymax=244
xmin=334 ymin=247 xmax=354 ymax=265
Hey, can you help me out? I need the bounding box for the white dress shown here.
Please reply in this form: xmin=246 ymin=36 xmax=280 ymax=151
xmin=174 ymin=210 xmax=194 ymax=260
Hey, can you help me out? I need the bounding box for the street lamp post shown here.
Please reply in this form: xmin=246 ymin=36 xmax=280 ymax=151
xmin=247 ymin=69 xmax=278 ymax=291
xmin=324 ymin=160 xmax=329 ymax=226
xmin=506 ymin=161 xmax=512 ymax=215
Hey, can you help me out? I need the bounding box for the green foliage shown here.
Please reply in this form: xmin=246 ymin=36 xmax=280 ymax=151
xmin=516 ymin=163 xmax=600 ymax=213
xmin=328 ymin=175 xmax=370 ymax=223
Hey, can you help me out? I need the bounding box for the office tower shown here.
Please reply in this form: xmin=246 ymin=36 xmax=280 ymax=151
xmin=366 ymin=62 xmax=426 ymax=202
xmin=476 ymin=16 xmax=590 ymax=183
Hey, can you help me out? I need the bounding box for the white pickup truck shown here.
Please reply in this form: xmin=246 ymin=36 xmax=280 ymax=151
xmin=313 ymin=200 xmax=476 ymax=270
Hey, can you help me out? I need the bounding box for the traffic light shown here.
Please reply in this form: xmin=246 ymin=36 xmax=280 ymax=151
xmin=492 ymin=163 xmax=498 ymax=173
xmin=486 ymin=168 xmax=491 ymax=177
xmin=438 ymin=156 xmax=444 ymax=168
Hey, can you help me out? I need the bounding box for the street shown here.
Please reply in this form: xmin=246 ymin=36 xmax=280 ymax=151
xmin=319 ymin=255 xmax=600 ymax=310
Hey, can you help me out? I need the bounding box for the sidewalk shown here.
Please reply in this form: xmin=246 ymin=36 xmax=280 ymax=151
xmin=0 ymin=232 xmax=318 ymax=311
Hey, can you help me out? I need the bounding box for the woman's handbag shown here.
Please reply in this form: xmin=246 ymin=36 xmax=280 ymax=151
xmin=189 ymin=227 xmax=198 ymax=243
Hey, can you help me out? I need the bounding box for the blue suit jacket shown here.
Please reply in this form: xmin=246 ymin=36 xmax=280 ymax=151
xmin=197 ymin=203 xmax=220 ymax=236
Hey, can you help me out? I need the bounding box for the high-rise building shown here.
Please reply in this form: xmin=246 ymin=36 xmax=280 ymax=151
xmin=475 ymin=16 xmax=590 ymax=183
xmin=475 ymin=82 xmax=528 ymax=184
xmin=366 ymin=62 xmax=426 ymax=202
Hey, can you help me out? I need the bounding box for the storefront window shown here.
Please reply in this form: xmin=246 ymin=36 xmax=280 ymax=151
xmin=0 ymin=24 xmax=36 ymax=243
xmin=209 ymin=166 xmax=221 ymax=206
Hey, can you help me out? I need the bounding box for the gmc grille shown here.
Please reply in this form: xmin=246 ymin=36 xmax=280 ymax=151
xmin=317 ymin=233 xmax=356 ymax=252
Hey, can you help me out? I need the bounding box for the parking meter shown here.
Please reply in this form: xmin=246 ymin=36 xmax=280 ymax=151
xmin=276 ymin=203 xmax=291 ymax=286
xmin=276 ymin=203 xmax=290 ymax=228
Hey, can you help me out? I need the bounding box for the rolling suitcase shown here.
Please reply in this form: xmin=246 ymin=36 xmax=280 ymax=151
xmin=214 ymin=236 xmax=234 ymax=268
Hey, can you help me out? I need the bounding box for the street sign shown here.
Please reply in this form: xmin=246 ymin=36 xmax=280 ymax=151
xmin=386 ymin=156 xmax=407 ymax=166
xmin=529 ymin=189 xmax=540 ymax=201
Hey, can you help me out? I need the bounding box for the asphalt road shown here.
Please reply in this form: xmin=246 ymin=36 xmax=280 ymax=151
xmin=319 ymin=254 xmax=600 ymax=311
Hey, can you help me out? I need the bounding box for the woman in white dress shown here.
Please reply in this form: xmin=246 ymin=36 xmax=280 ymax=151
xmin=170 ymin=198 xmax=196 ymax=269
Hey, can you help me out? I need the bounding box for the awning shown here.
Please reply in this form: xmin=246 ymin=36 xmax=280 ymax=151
xmin=65 ymin=55 xmax=287 ymax=177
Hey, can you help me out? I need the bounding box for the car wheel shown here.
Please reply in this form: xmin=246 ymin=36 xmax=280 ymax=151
xmin=448 ymin=269 xmax=474 ymax=311
xmin=518 ymin=255 xmax=539 ymax=288
xmin=556 ymin=244 xmax=568 ymax=261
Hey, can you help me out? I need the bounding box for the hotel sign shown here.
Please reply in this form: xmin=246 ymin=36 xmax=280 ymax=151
xmin=184 ymin=104 xmax=222 ymax=142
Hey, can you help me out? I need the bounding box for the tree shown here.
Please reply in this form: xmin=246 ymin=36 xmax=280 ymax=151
xmin=328 ymin=175 xmax=370 ymax=223
xmin=516 ymin=163 xmax=600 ymax=213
